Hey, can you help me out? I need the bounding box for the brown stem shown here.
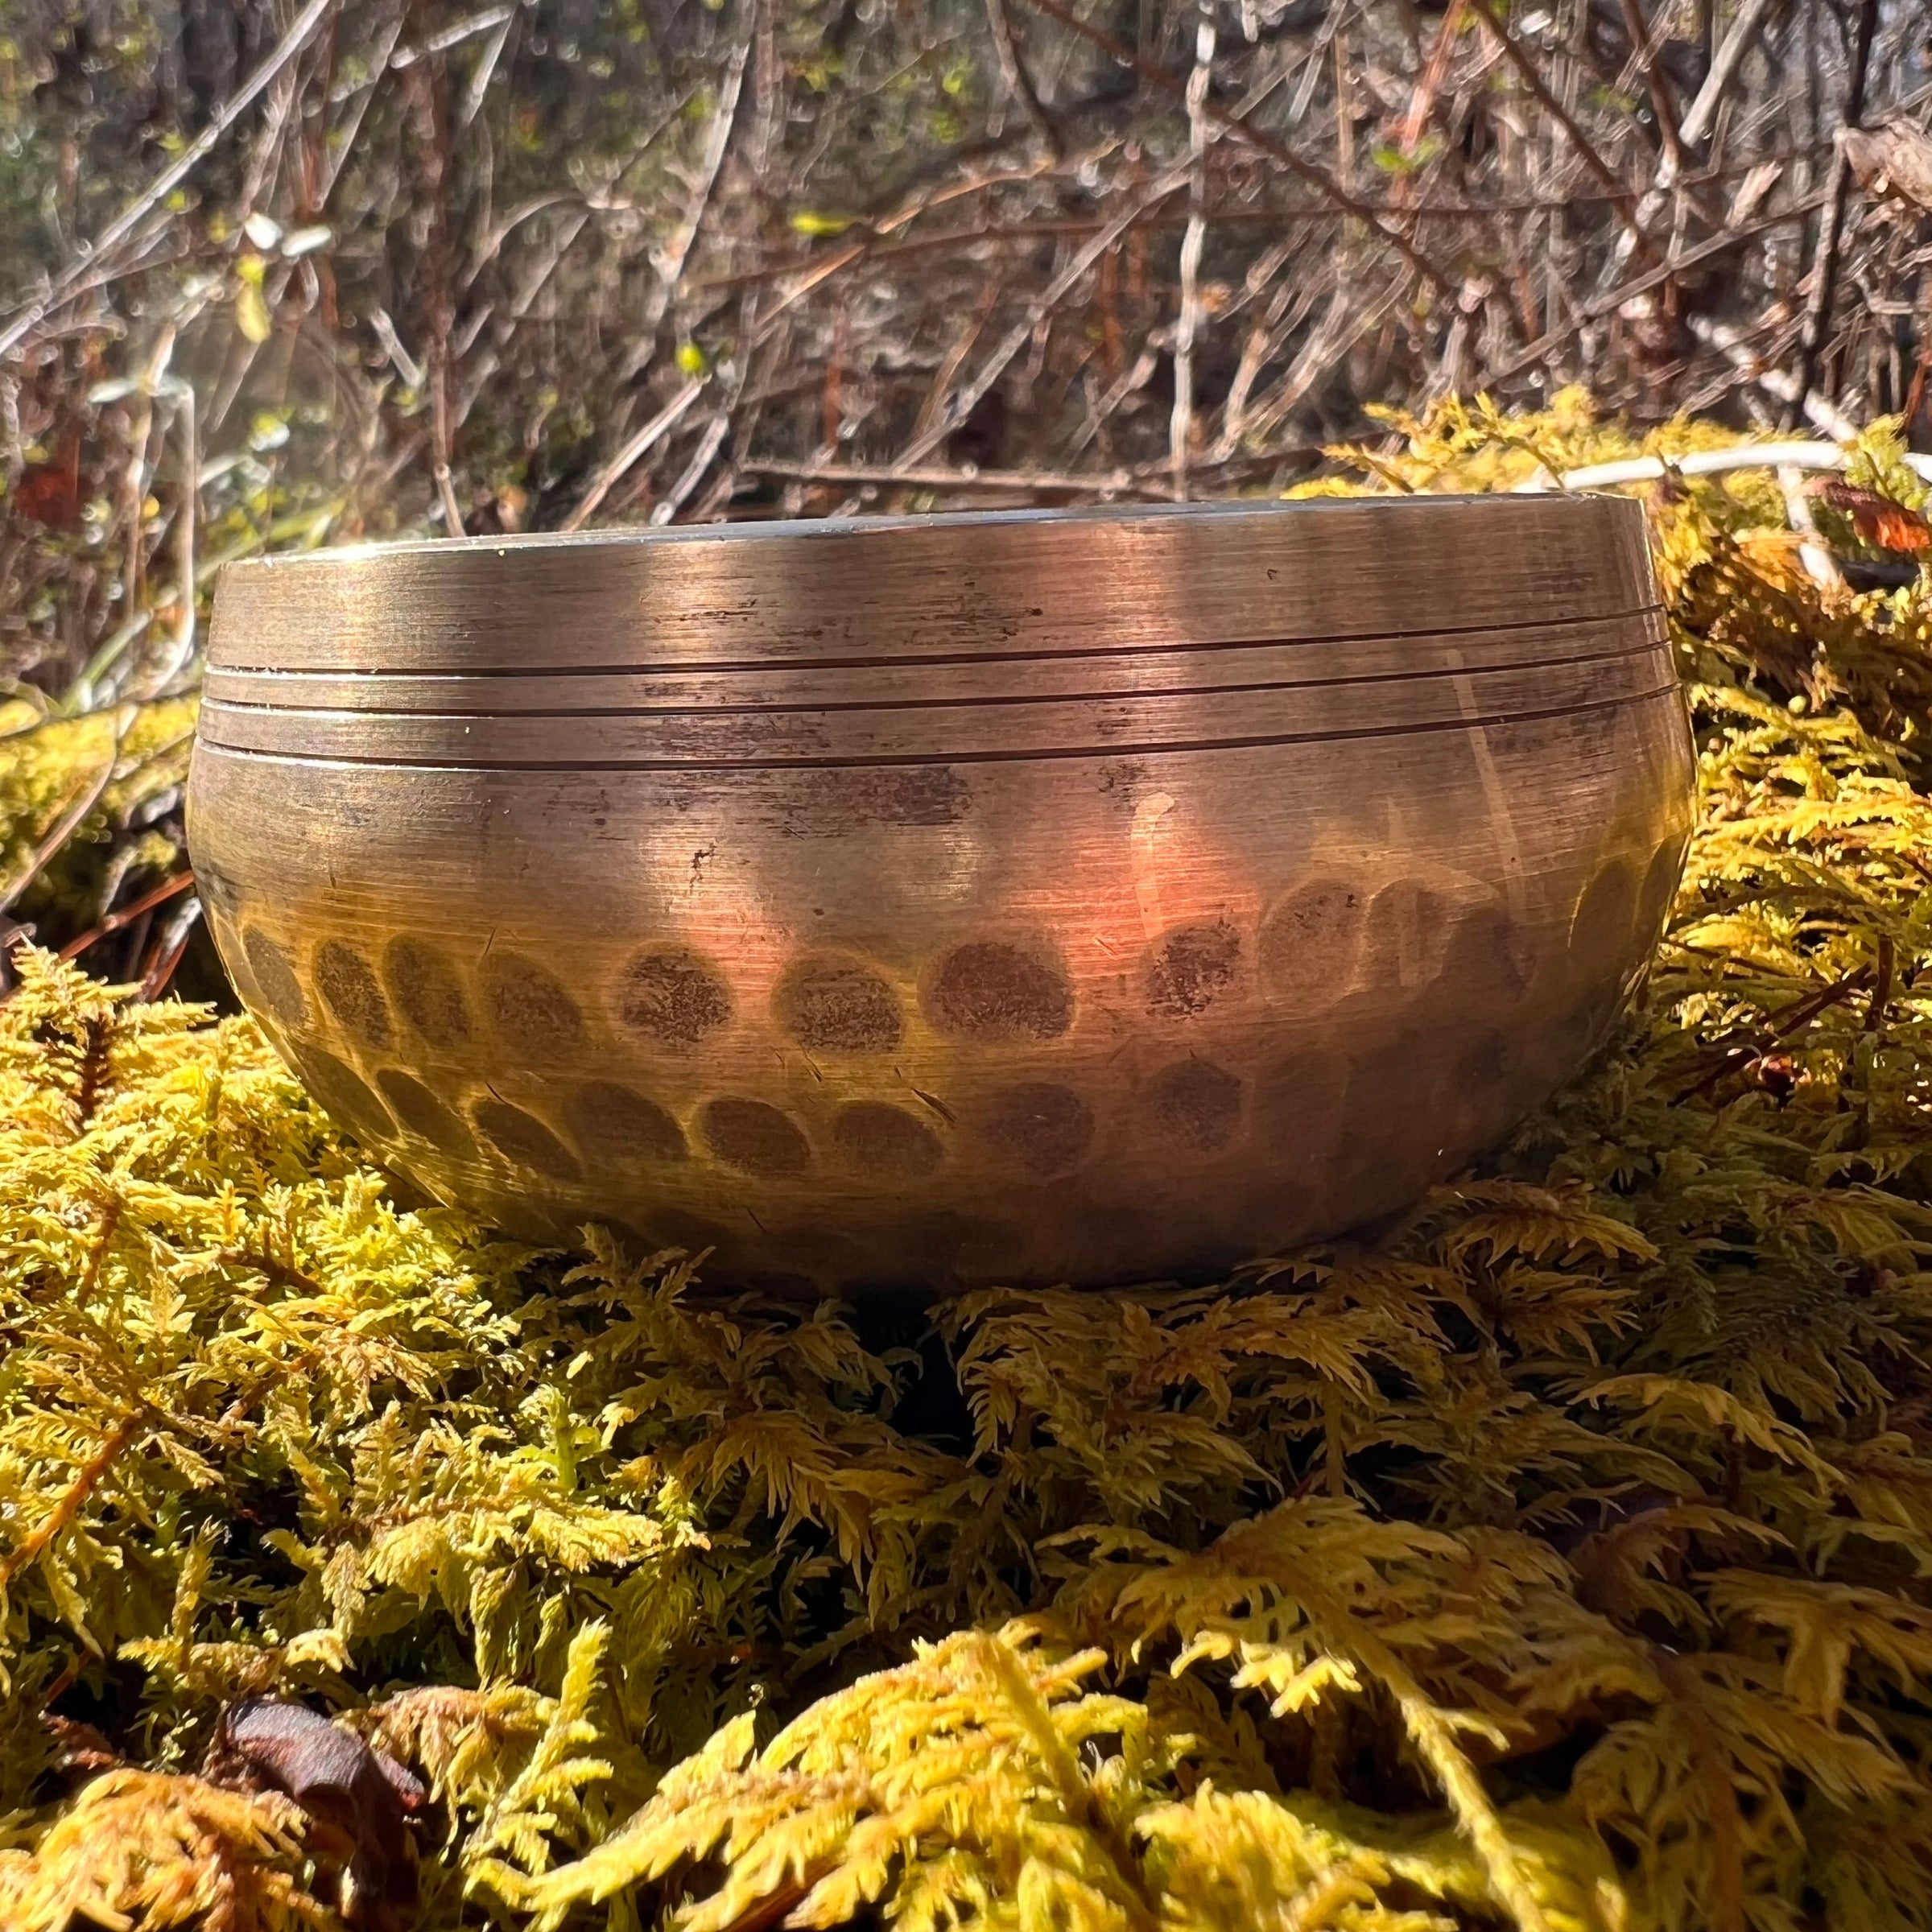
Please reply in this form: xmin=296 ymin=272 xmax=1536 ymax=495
xmin=1864 ymin=934 xmax=1895 ymax=1033
xmin=1650 ymin=1649 xmax=1746 ymax=1932
xmin=1789 ymin=0 xmax=1880 ymax=421
xmin=984 ymin=0 xmax=1061 ymax=157
xmin=1670 ymin=967 xmax=1872 ymax=1104
xmin=0 ymin=1414 xmax=142 ymax=1596
xmin=1470 ymin=0 xmax=1658 ymax=264
xmin=1018 ymin=0 xmax=1454 ymax=297
xmin=57 ymin=869 xmax=196 ymax=964
xmin=1616 ymin=0 xmax=1688 ymax=172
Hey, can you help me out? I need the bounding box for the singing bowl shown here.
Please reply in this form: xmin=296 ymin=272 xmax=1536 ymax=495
xmin=187 ymin=496 xmax=1693 ymax=1290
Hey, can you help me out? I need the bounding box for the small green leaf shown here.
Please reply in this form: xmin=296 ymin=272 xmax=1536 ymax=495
xmin=235 ymin=282 xmax=272 ymax=345
xmin=788 ymin=209 xmax=858 ymax=238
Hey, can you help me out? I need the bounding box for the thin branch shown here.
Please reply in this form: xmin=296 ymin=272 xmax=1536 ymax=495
xmin=1681 ymin=0 xmax=1781 ymax=151
xmin=888 ymin=177 xmax=1188 ymax=474
xmin=1397 ymin=0 xmax=1469 ymax=158
xmin=1527 ymin=440 xmax=1932 ymax=493
xmin=1789 ymin=0 xmax=1880 ymax=419
xmin=57 ymin=871 xmax=197 ymax=964
xmin=1470 ymin=0 xmax=1657 ymax=262
xmin=651 ymin=409 xmax=734 ymax=525
xmin=1597 ymin=0 xmax=1782 ymax=289
xmin=1777 ymin=462 xmax=1845 ymax=588
xmin=1019 ymin=0 xmax=1455 ymax=296
xmin=0 ymin=1414 xmax=143 ymax=1595
xmin=0 ymin=0 xmax=339 ymax=358
xmin=562 ymin=378 xmax=707 ymax=529
xmin=1483 ymin=194 xmax=1829 ymax=385
xmin=0 ymin=741 xmax=122 ymax=918
xmin=1170 ymin=10 xmax=1215 ymax=500
xmin=617 ymin=13 xmax=754 ymax=382
xmin=984 ymin=0 xmax=1061 ymax=156
xmin=1616 ymin=0 xmax=1687 ymax=172
xmin=1686 ymin=313 xmax=1860 ymax=441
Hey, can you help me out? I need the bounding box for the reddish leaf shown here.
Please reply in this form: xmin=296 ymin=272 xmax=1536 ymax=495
xmin=1807 ymin=477 xmax=1932 ymax=555
xmin=12 ymin=436 xmax=82 ymax=530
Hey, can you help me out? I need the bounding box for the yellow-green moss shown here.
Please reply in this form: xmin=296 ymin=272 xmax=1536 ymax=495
xmin=5 ymin=399 xmax=1932 ymax=1931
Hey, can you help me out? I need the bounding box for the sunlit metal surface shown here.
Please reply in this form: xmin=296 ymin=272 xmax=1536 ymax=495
xmin=188 ymin=497 xmax=1692 ymax=1290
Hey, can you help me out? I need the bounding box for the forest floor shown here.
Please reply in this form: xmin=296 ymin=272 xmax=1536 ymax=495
xmin=5 ymin=395 xmax=1932 ymax=1932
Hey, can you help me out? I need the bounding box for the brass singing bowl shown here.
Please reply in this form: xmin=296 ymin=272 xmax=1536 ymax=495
xmin=187 ymin=496 xmax=1693 ymax=1290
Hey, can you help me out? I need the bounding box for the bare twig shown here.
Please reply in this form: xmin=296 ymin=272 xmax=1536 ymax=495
xmin=1597 ymin=0 xmax=1783 ymax=289
xmin=1681 ymin=0 xmax=1781 ymax=151
xmin=651 ymin=410 xmax=735 ymax=525
xmin=617 ymin=14 xmax=754 ymax=382
xmin=138 ymin=894 xmax=202 ymax=1000
xmin=1471 ymin=0 xmax=1657 ymax=262
xmin=317 ymin=10 xmax=407 ymax=204
xmin=393 ymin=6 xmax=512 ymax=68
xmin=0 ymin=0 xmax=339 ymax=358
xmin=563 ymin=378 xmax=707 ymax=529
xmin=1686 ymin=314 xmax=1861 ymax=441
xmin=1241 ymin=280 xmax=1407 ymax=447
xmin=1019 ymin=0 xmax=1455 ymax=296
xmin=1483 ymin=195 xmax=1828 ymax=385
xmin=1170 ymin=10 xmax=1216 ymax=499
xmin=461 ymin=6 xmax=515 ymax=125
xmin=889 ymin=177 xmax=1188 ymax=473
xmin=1778 ymin=463 xmax=1846 ymax=588
xmin=984 ymin=0 xmax=1060 ymax=156
xmin=1789 ymin=0 xmax=1880 ymax=420
xmin=1617 ymin=0 xmax=1687 ymax=172
xmin=57 ymin=871 xmax=196 ymax=964
xmin=0 ymin=737 xmax=123 ymax=918
xmin=1525 ymin=440 xmax=1932 ymax=493
xmin=1397 ymin=0 xmax=1470 ymax=159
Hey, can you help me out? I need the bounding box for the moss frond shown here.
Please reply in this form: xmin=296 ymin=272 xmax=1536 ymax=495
xmin=9 ymin=397 xmax=1932 ymax=1928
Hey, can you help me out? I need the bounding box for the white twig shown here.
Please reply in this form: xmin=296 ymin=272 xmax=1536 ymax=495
xmin=892 ymin=176 xmax=1188 ymax=474
xmin=1779 ymin=464 xmax=1846 ymax=589
xmin=900 ymin=57 xmax=1292 ymax=479
xmin=562 ymin=379 xmax=706 ymax=530
xmin=318 ymin=11 xmax=408 ymax=204
xmin=1682 ymin=0 xmax=1781 ymax=150
xmin=167 ymin=383 xmax=198 ymax=680
xmin=1518 ymin=440 xmax=1932 ymax=492
xmin=462 ymin=7 xmax=517 ymax=125
xmin=368 ymin=307 xmax=425 ymax=390
xmin=650 ymin=410 xmax=734 ymax=524
xmin=1686 ymin=315 xmax=1861 ymax=441
xmin=1170 ymin=12 xmax=1216 ymax=501
xmin=1597 ymin=0 xmax=1780 ymax=288
xmin=391 ymin=5 xmax=513 ymax=68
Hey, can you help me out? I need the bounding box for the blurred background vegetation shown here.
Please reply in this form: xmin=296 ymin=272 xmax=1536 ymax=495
xmin=2 ymin=0 xmax=1929 ymax=692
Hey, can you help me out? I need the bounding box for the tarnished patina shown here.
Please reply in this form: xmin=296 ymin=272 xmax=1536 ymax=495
xmin=188 ymin=497 xmax=1692 ymax=1290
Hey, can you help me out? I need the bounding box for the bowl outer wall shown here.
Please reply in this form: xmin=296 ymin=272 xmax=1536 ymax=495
xmin=187 ymin=494 xmax=1694 ymax=1287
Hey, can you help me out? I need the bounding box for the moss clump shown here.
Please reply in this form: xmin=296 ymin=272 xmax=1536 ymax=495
xmin=6 ymin=398 xmax=1932 ymax=1930
xmin=0 ymin=696 xmax=196 ymax=943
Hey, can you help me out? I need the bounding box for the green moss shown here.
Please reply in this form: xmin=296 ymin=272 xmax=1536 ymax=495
xmin=5 ymin=399 xmax=1932 ymax=1930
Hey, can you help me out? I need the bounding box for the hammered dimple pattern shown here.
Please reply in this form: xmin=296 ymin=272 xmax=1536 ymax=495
xmin=189 ymin=496 xmax=1694 ymax=1290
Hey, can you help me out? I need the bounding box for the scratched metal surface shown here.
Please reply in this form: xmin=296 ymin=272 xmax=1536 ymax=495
xmin=187 ymin=495 xmax=1693 ymax=1290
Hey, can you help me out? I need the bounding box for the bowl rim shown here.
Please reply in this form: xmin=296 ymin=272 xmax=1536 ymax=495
xmin=225 ymin=488 xmax=1637 ymax=574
